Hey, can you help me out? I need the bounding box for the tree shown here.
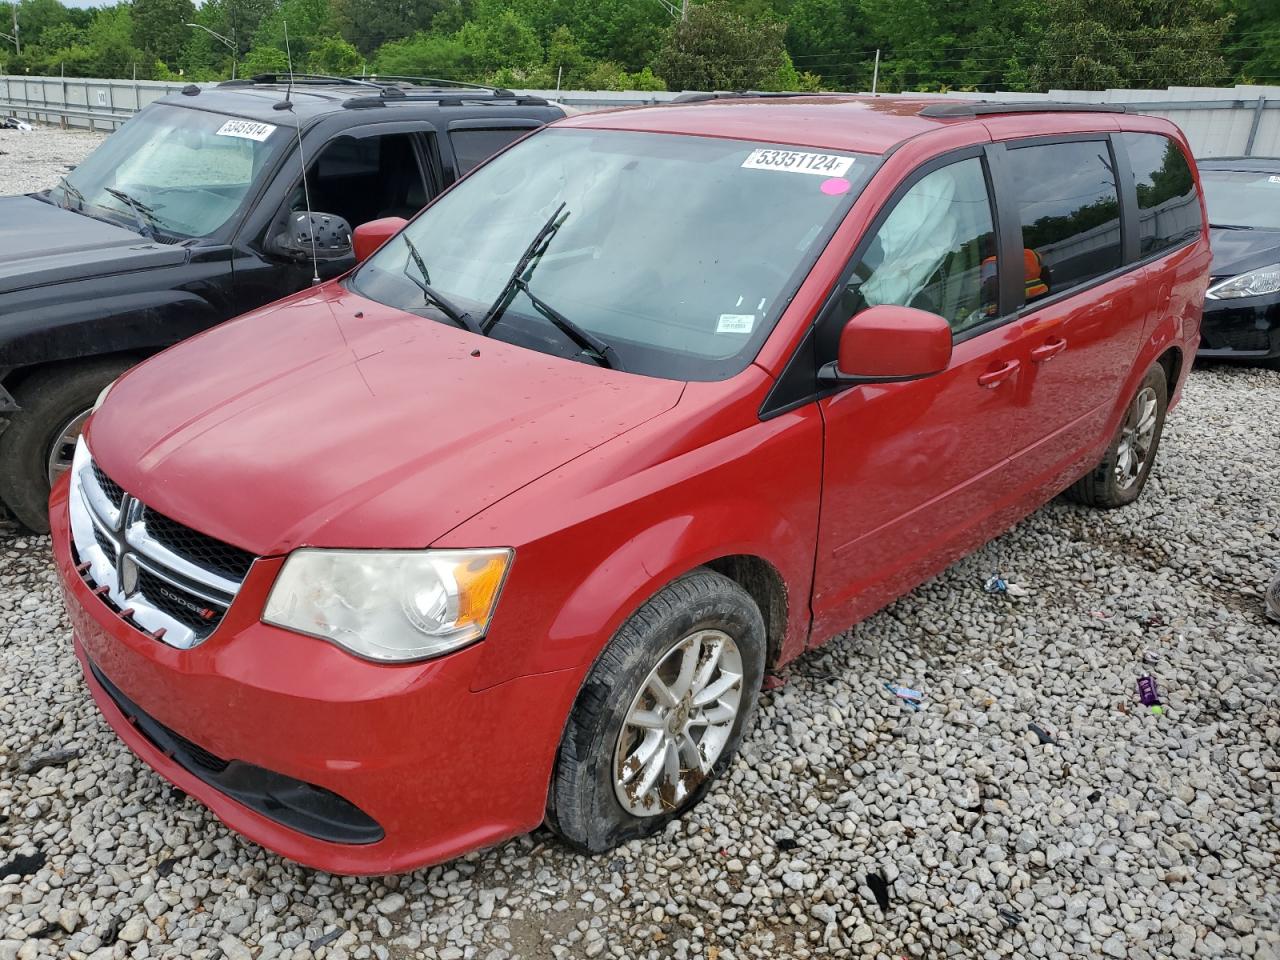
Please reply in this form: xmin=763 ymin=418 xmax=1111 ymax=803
xmin=308 ymin=34 xmax=362 ymax=73
xmin=373 ymin=30 xmax=467 ymax=78
xmin=653 ymin=2 xmax=788 ymax=91
xmin=1224 ymin=0 xmax=1280 ymax=84
xmin=330 ymin=0 xmax=447 ymax=57
xmin=132 ymin=0 xmax=196 ymax=68
xmin=1028 ymin=0 xmax=1232 ymax=90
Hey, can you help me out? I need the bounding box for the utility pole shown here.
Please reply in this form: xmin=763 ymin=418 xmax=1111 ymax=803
xmin=0 ymin=5 xmax=18 ymax=55
xmin=871 ymin=49 xmax=880 ymax=94
xmin=186 ymin=22 xmax=238 ymax=80
xmin=681 ymin=0 xmax=688 ymax=20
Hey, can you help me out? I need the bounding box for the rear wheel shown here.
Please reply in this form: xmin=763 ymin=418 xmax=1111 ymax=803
xmin=546 ymin=569 xmax=765 ymax=853
xmin=1064 ymin=362 xmax=1167 ymax=509
xmin=0 ymin=359 xmax=131 ymax=533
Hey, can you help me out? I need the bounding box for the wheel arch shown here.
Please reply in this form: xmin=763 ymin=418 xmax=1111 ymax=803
xmin=703 ymin=554 xmax=789 ymax=671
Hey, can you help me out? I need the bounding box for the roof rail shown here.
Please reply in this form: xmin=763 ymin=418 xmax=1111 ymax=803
xmin=917 ymin=100 xmax=1129 ymax=118
xmin=217 ymin=74 xmax=382 ymax=88
xmin=353 ymin=75 xmax=508 ymax=94
xmin=670 ymin=90 xmax=835 ymax=104
xmin=342 ymin=87 xmax=548 ymax=109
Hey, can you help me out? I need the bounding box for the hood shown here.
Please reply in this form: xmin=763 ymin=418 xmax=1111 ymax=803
xmin=86 ymin=285 xmax=684 ymax=555
xmin=0 ymin=195 xmax=187 ymax=296
xmin=1209 ymin=226 xmax=1280 ymax=278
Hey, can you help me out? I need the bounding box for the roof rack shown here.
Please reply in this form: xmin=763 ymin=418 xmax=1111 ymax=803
xmin=917 ymin=100 xmax=1129 ymax=118
xmin=353 ymin=75 xmax=508 ymax=93
xmin=670 ymin=90 xmax=835 ymax=104
xmin=342 ymin=86 xmax=548 ymax=109
xmin=218 ymin=74 xmax=383 ymax=89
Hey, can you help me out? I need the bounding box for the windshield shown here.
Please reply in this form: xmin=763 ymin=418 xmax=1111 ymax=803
xmin=351 ymin=128 xmax=874 ymax=380
xmin=57 ymin=104 xmax=285 ymax=240
xmin=1201 ymin=169 xmax=1280 ymax=230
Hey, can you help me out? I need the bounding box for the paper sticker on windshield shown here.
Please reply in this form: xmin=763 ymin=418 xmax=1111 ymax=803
xmin=717 ymin=314 xmax=755 ymax=334
xmin=215 ymin=119 xmax=277 ymax=142
xmin=1270 ymin=175 xmax=1280 ymax=184
xmin=741 ymin=149 xmax=853 ymax=177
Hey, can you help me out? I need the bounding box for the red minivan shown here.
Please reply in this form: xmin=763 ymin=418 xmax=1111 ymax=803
xmin=51 ymin=96 xmax=1209 ymax=874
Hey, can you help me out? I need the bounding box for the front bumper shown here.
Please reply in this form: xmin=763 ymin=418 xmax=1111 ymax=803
xmin=51 ymin=483 xmax=581 ymax=875
xmin=1198 ymin=295 xmax=1280 ymax=360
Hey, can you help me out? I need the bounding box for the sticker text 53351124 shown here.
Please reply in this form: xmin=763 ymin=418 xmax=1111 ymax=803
xmin=741 ymin=148 xmax=854 ymax=178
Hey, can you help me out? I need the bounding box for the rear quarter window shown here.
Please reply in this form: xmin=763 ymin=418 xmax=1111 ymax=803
xmin=1118 ymin=132 xmax=1202 ymax=256
xmin=450 ymin=128 xmax=529 ymax=175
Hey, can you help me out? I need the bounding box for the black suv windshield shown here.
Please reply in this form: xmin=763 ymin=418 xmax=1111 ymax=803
xmin=351 ymin=128 xmax=874 ymax=380
xmin=57 ymin=104 xmax=286 ymax=240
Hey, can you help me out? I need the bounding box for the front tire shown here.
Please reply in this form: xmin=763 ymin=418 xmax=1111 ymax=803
xmin=1064 ymin=362 xmax=1168 ymax=509
xmin=546 ymin=569 xmax=765 ymax=853
xmin=0 ymin=360 xmax=130 ymax=533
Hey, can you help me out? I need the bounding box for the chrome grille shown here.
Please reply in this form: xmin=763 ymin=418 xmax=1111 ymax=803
xmin=67 ymin=439 xmax=256 ymax=649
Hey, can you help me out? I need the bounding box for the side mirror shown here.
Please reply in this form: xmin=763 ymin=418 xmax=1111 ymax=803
xmin=821 ymin=304 xmax=953 ymax=383
xmin=353 ymin=217 xmax=408 ymax=263
xmin=268 ymin=211 xmax=353 ymax=262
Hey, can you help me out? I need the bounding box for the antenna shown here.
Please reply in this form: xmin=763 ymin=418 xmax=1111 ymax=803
xmin=275 ymin=20 xmax=320 ymax=284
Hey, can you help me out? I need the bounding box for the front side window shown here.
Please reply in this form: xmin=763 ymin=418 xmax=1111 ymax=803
xmin=352 ymin=129 xmax=875 ymax=380
xmin=846 ymin=156 xmax=999 ymax=336
xmin=298 ymin=133 xmax=429 ymax=227
xmin=1200 ymin=168 xmax=1280 ymax=231
xmin=1119 ymin=132 xmax=1201 ymax=255
xmin=58 ymin=105 xmax=284 ymax=240
xmin=1004 ymin=140 xmax=1122 ymax=301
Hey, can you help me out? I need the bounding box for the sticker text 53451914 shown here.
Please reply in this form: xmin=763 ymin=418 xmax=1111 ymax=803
xmin=741 ymin=148 xmax=854 ymax=178
xmin=215 ymin=119 xmax=277 ymax=142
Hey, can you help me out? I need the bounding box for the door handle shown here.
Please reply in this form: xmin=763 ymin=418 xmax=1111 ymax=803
xmin=978 ymin=359 xmax=1020 ymax=388
xmin=1030 ymin=337 xmax=1068 ymax=363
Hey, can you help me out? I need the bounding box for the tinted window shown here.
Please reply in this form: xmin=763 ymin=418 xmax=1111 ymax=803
xmin=301 ymin=133 xmax=428 ymax=227
xmin=847 ymin=156 xmax=999 ymax=335
xmin=451 ymin=128 xmax=530 ymax=174
xmin=1120 ymin=132 xmax=1201 ymax=254
xmin=1005 ymin=141 xmax=1122 ymax=301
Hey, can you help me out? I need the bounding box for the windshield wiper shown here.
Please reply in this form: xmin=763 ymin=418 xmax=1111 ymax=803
xmin=513 ymin=277 xmax=623 ymax=370
xmin=103 ymin=186 xmax=160 ymax=240
xmin=401 ymin=234 xmax=483 ymax=335
xmin=1209 ymin=222 xmax=1250 ymax=231
xmin=57 ymin=176 xmax=87 ymax=212
xmin=480 ymin=202 xmax=569 ymax=334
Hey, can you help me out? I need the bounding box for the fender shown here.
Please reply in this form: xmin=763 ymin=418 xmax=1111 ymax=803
xmin=0 ymin=287 xmax=222 ymax=373
xmin=448 ymin=396 xmax=826 ymax=693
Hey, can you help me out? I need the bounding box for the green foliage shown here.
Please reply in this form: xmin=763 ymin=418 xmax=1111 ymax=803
xmin=653 ymin=1 xmax=789 ymax=91
xmin=131 ymin=0 xmax=194 ymax=67
xmin=1028 ymin=0 xmax=1232 ymax=90
xmin=0 ymin=0 xmax=1266 ymax=98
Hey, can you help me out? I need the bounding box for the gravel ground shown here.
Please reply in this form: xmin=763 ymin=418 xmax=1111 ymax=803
xmin=2 ymin=129 xmax=1280 ymax=960
xmin=0 ymin=124 xmax=105 ymax=193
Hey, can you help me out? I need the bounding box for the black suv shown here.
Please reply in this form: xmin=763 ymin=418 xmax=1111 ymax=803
xmin=0 ymin=75 xmax=563 ymax=531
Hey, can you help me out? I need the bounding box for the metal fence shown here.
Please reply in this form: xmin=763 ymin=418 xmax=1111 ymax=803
xmin=3 ymin=74 xmax=1279 ymax=158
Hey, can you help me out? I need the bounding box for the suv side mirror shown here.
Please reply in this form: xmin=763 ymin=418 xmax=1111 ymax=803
xmin=353 ymin=217 xmax=408 ymax=263
xmin=267 ymin=211 xmax=353 ymax=262
xmin=820 ymin=304 xmax=953 ymax=383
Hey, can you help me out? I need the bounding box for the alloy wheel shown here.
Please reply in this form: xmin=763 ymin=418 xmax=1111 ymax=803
xmin=613 ymin=629 xmax=744 ymax=817
xmin=1114 ymin=386 xmax=1158 ymax=490
xmin=46 ymin=408 xmax=92 ymax=487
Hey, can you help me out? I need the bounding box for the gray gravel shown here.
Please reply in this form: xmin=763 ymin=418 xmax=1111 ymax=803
xmin=3 ymin=129 xmax=1280 ymax=960
xmin=0 ymin=124 xmax=104 ymax=194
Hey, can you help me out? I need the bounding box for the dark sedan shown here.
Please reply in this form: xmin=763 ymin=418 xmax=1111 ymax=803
xmin=1197 ymin=156 xmax=1280 ymax=365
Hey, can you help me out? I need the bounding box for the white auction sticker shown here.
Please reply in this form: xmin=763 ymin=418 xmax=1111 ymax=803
xmin=741 ymin=148 xmax=853 ymax=177
xmin=1270 ymin=175 xmax=1280 ymax=184
xmin=215 ymin=119 xmax=277 ymax=142
xmin=717 ymin=314 xmax=755 ymax=334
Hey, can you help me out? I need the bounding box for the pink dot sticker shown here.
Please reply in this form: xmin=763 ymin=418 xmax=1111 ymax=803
xmin=821 ymin=177 xmax=852 ymax=196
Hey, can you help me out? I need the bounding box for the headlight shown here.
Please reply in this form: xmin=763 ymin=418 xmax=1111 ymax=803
xmin=262 ymin=548 xmax=513 ymax=662
xmin=1206 ymin=263 xmax=1280 ymax=300
xmin=92 ymin=379 xmax=116 ymax=412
